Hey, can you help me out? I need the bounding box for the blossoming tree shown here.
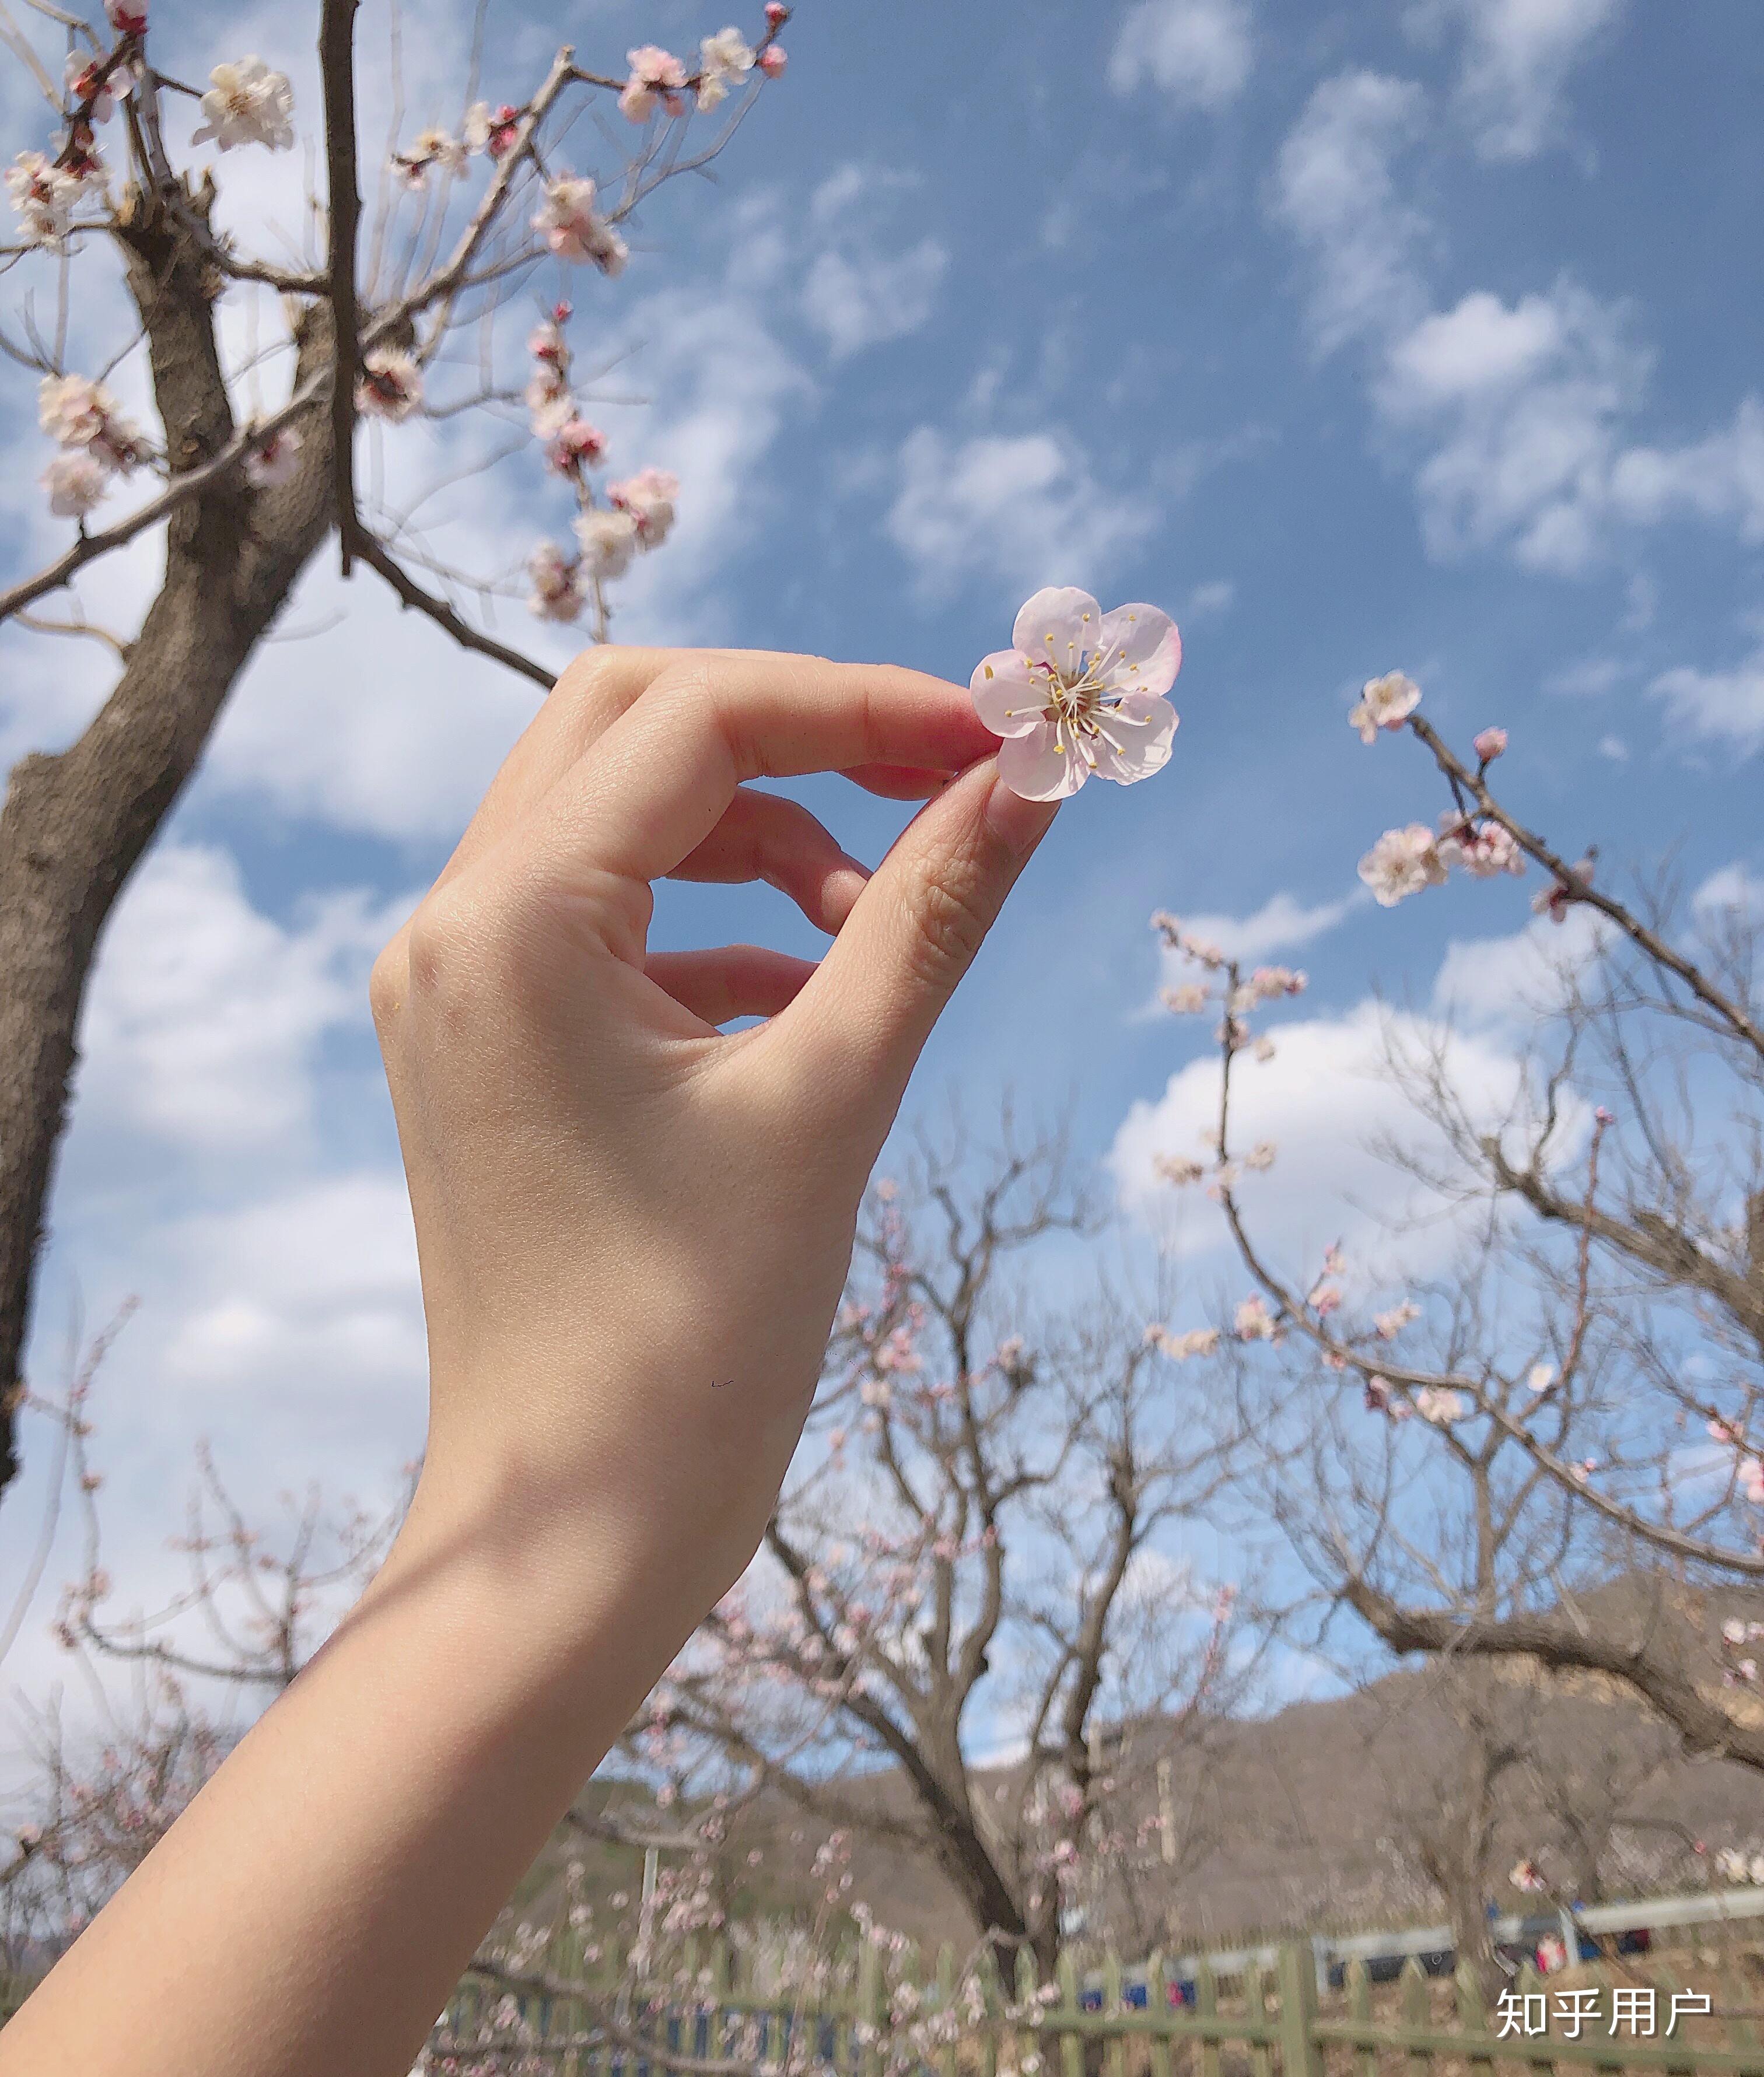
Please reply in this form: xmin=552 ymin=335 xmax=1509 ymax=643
xmin=0 ymin=0 xmax=790 ymax=1500
xmin=625 ymin=1127 xmax=1251 ymax=1980
xmin=1147 ymin=675 xmax=1764 ymax=1921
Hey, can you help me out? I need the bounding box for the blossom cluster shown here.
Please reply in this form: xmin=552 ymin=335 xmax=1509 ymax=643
xmin=617 ymin=14 xmax=789 ymax=126
xmin=522 ymin=305 xmax=678 ymax=623
xmin=1346 ymin=674 xmax=1600 ymax=920
xmin=37 ymin=373 xmax=146 ymax=518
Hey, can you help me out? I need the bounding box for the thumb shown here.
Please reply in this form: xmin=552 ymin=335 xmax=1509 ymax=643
xmin=765 ymin=756 xmax=1059 ymax=1134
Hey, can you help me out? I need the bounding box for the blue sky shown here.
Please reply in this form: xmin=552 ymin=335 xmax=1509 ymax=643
xmin=2 ymin=0 xmax=1762 ymax=1741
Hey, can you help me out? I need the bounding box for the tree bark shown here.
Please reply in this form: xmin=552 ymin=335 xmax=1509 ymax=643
xmin=0 ymin=185 xmax=336 ymax=1492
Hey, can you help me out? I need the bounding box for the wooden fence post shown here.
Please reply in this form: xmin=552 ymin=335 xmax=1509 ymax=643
xmin=856 ymin=1935 xmax=884 ymax=2077
xmin=1278 ymin=1942 xmax=1325 ymax=2077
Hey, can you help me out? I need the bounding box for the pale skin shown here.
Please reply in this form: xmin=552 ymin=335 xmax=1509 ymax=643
xmin=0 ymin=645 xmax=1058 ymax=2077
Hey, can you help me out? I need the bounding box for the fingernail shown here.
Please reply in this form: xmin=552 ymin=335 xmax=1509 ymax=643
xmin=983 ymin=763 xmax=1060 ymax=856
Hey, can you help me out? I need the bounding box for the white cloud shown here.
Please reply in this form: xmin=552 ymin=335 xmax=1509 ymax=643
xmin=156 ymin=1172 xmax=425 ymax=1406
xmin=1186 ymin=579 xmax=1236 ymax=618
xmin=1111 ymin=1003 xmax=1547 ymax=1281
xmin=886 ymin=427 xmax=1157 ymax=604
xmin=1166 ymin=888 xmax=1359 ymax=965
xmin=1437 ymin=0 xmax=1625 ymax=162
xmin=800 ymin=165 xmax=949 ymax=360
xmin=803 ymin=239 xmax=950 ymax=361
xmin=1693 ymin=861 xmax=1764 ymax=922
xmin=1430 ymin=904 xmax=1609 ymax=1030
xmin=1107 ymin=0 xmax=1255 ymax=110
xmin=1377 ymin=283 xmax=1648 ymax=573
xmin=1272 ymin=71 xmax=1431 ymax=354
xmin=1597 ymin=733 xmax=1628 ymax=762
xmin=74 ymin=843 xmax=407 ymax=1153
xmin=1650 ymin=643 xmax=1764 ymax=759
xmin=1545 ymin=653 xmax=1622 ymax=698
xmin=1116 ymin=907 xmax=1605 ymax=1283
xmin=1607 ymin=397 xmax=1764 ymax=543
xmin=1274 ymin=79 xmax=1764 ymax=575
xmin=1273 ymin=63 xmax=1764 ymax=576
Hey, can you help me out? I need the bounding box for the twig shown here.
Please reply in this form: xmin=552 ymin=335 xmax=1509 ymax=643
xmin=351 ymin=533 xmax=553 ymax=688
xmin=318 ymin=0 xmax=364 ymax=575
xmin=13 ymin=610 xmax=132 ymax=661
xmin=1411 ymin=714 xmax=1764 ymax=1062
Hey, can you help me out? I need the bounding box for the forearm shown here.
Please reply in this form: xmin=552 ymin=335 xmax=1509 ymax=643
xmin=0 ymin=1455 xmax=689 ymax=2077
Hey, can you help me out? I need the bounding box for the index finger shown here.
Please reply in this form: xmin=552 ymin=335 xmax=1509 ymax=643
xmin=517 ymin=652 xmax=996 ymax=892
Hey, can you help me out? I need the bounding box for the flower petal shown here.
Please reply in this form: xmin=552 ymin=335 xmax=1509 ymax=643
xmin=1011 ymin=587 xmax=1102 ymax=680
xmin=998 ymin=721 xmax=1088 ymax=801
xmin=1091 ymin=692 xmax=1178 ymax=785
xmin=970 ymin=649 xmax=1046 ymax=738
xmin=1093 ymin=604 xmax=1180 ymax=698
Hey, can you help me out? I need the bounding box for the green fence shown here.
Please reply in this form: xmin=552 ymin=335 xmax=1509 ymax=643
xmin=442 ymin=1935 xmax=1764 ymax=2076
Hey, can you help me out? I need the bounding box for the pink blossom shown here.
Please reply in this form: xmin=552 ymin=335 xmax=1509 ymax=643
xmin=757 ymin=45 xmax=788 ymax=76
xmin=8 ymin=150 xmax=96 ymax=247
xmin=38 ymin=373 xmax=144 ymax=470
xmin=464 ymin=101 xmax=521 ymax=157
xmin=532 ymin=174 xmax=627 ymax=274
xmin=1532 ymin=852 xmax=1595 ymax=923
xmin=1146 ymin=1324 xmax=1221 ymax=1360
xmin=1374 ymin=1302 xmax=1420 ymax=1340
xmin=765 ymin=1 xmax=788 ymax=20
xmin=1248 ymin=964 xmax=1307 ymax=1000
xmin=192 ymin=57 xmax=295 ymax=152
xmin=393 ymin=124 xmax=467 ymax=188
xmin=1472 ymin=726 xmax=1508 ymax=762
xmin=1253 ymin=1035 xmax=1276 ymax=1062
xmin=1160 ymin=981 xmax=1210 ymax=1014
xmin=972 ymin=585 xmax=1180 ymax=801
xmin=1234 ymin=1294 xmax=1278 ymax=1343
xmin=243 ymin=425 xmax=302 ymax=488
xmin=356 ymin=348 xmax=422 ymax=422
xmin=697 ymin=27 xmax=755 ymax=110
xmin=42 ymin=451 xmax=110 ymax=516
xmin=526 ymin=541 xmax=584 ymax=622
xmin=1510 ymin=1858 xmax=1546 ymax=1893
xmin=1358 ymin=823 xmax=1448 ymax=907
xmin=1307 ymin=1279 xmax=1340 ymax=1315
xmin=1528 ymin=1362 xmax=1556 ymax=1394
xmin=620 ymin=45 xmax=688 ymax=122
xmin=1415 ymin=1385 xmax=1468 ymax=1425
xmin=66 ymin=54 xmax=134 ymax=124
xmin=106 ymin=0 xmax=148 ymax=29
xmin=1437 ymin=815 xmax=1524 ymax=879
xmin=545 ymin=418 xmax=608 ymax=477
xmin=1363 ymin=1374 xmax=1394 ymax=1414
xmin=1244 ymin=1140 xmax=1276 ymax=1172
xmin=1348 ymin=670 xmax=1420 ymax=744
xmin=609 ymin=465 xmax=678 ymax=547
xmin=1153 ymin=1153 xmax=1205 ymax=1186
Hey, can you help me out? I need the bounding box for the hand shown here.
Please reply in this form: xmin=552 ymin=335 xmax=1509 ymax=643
xmin=372 ymin=645 xmax=1059 ymax=1626
xmin=0 ymin=643 xmax=1058 ymax=2077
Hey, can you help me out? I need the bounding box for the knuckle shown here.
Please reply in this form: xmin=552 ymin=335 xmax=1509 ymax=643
xmin=367 ymin=936 xmax=408 ymax=1032
xmin=404 ymin=884 xmax=510 ymax=1006
xmin=903 ymin=849 xmax=993 ymax=990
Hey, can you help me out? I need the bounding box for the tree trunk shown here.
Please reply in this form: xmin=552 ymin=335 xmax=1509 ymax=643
xmin=0 ymin=187 xmax=336 ymax=1494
